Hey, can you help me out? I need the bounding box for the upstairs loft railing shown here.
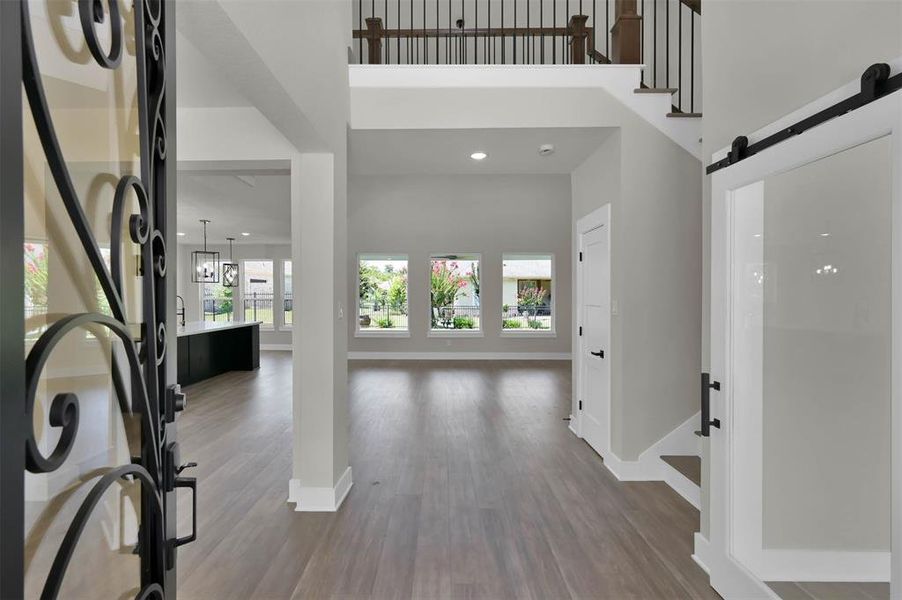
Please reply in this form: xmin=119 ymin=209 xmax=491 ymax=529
xmin=352 ymin=0 xmax=702 ymax=114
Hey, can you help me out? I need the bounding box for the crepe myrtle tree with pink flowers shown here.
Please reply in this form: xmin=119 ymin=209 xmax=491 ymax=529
xmin=430 ymin=260 xmax=473 ymax=328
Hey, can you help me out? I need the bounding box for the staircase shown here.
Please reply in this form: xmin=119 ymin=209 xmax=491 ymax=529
xmin=352 ymin=0 xmax=703 ymax=122
xmin=661 ymin=454 xmax=701 ymax=508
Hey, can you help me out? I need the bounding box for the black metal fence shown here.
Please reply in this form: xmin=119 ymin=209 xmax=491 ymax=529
xmin=359 ymin=302 xmax=409 ymax=329
xmin=243 ymin=292 xmax=274 ymax=324
xmin=431 ymin=304 xmax=481 ymax=329
xmin=502 ymin=303 xmax=552 ymax=329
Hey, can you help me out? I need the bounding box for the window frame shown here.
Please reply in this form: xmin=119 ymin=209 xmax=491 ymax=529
xmin=427 ymin=252 xmax=484 ymax=338
xmin=240 ymin=258 xmax=275 ymax=330
xmin=280 ymin=258 xmax=293 ymax=331
xmin=355 ymin=253 xmax=411 ymax=338
xmin=500 ymin=253 xmax=556 ymax=338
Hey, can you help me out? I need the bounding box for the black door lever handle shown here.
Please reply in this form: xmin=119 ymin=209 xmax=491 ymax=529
xmin=590 ymin=350 xmax=604 ymax=358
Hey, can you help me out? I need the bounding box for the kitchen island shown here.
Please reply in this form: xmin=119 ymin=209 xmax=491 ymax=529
xmin=177 ymin=321 xmax=261 ymax=386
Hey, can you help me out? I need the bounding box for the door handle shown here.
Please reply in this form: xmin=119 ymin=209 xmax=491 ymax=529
xmin=696 ymin=372 xmax=721 ymax=437
xmin=590 ymin=350 xmax=604 ymax=358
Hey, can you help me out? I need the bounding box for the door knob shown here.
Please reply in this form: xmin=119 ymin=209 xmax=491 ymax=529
xmin=590 ymin=350 xmax=604 ymax=358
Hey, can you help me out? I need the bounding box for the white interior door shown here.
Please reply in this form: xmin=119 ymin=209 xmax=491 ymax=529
xmin=580 ymin=220 xmax=611 ymax=458
xmin=708 ymin=88 xmax=902 ymax=599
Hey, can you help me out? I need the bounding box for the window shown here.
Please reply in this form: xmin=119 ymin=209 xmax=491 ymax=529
xmin=430 ymin=254 xmax=481 ymax=334
xmin=357 ymin=255 xmax=408 ymax=335
xmin=202 ymin=265 xmax=234 ymax=322
xmin=502 ymin=254 xmax=554 ymax=334
xmin=282 ymin=260 xmax=293 ymax=328
xmin=24 ymin=242 xmax=49 ymax=341
xmin=242 ymin=260 xmax=274 ymax=327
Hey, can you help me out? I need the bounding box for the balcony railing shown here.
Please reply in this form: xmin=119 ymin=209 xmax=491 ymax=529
xmin=352 ymin=0 xmax=702 ymax=113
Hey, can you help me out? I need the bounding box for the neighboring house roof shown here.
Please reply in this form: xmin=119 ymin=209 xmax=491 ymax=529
xmin=502 ymin=260 xmax=552 ymax=279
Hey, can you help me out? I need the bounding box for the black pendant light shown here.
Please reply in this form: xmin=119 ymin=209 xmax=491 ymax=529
xmin=222 ymin=237 xmax=239 ymax=287
xmin=191 ymin=219 xmax=220 ymax=283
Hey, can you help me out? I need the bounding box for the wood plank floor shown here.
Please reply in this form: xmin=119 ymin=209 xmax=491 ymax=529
xmin=176 ymin=352 xmax=718 ymax=599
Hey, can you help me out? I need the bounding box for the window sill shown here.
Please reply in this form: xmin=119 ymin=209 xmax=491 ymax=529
xmin=500 ymin=330 xmax=557 ymax=338
xmin=356 ymin=329 xmax=410 ymax=338
xmin=428 ymin=330 xmax=484 ymax=338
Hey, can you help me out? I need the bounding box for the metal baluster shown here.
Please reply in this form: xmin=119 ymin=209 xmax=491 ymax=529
xmin=665 ymin=0 xmax=669 ymax=89
xmin=358 ymin=0 xmax=363 ymax=62
xmin=690 ymin=10 xmax=694 ymax=113
xmin=678 ymin=2 xmax=682 ymax=111
xmin=653 ymin=0 xmax=656 ymax=87
xmin=398 ymin=0 xmax=401 ymax=63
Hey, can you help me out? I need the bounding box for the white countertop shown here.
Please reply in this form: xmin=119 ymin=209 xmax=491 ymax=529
xmin=177 ymin=320 xmax=263 ymax=337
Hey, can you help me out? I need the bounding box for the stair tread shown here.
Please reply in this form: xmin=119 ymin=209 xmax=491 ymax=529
xmin=667 ymin=111 xmax=702 ymax=118
xmin=661 ymin=455 xmax=701 ymax=486
xmin=634 ymin=87 xmax=678 ymax=95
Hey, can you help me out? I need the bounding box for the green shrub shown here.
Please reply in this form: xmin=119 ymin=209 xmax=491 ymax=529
xmin=502 ymin=319 xmax=521 ymax=329
xmin=502 ymin=304 xmax=510 ymax=313
xmin=453 ymin=316 xmax=475 ymax=329
xmin=528 ymin=319 xmax=544 ymax=329
xmin=376 ymin=317 xmax=394 ymax=328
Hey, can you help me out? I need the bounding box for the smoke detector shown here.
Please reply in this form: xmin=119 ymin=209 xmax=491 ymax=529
xmin=538 ymin=144 xmax=555 ymax=156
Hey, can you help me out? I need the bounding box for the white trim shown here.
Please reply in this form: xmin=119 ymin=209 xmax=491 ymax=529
xmin=661 ymin=459 xmax=701 ymax=509
xmin=598 ymin=411 xmax=701 ymax=482
xmin=567 ymin=415 xmax=581 ymax=438
xmin=348 ymin=351 xmax=571 ymax=361
xmin=260 ymin=343 xmax=292 ymax=351
xmin=693 ymin=533 xmax=713 ymax=575
xmin=288 ymin=466 xmax=353 ymax=512
xmin=426 ymin=330 xmax=484 ymax=338
xmin=355 ymin=329 xmax=411 ymax=338
xmin=499 ymin=330 xmax=556 ymax=338
xmin=749 ymin=550 xmax=890 ymax=583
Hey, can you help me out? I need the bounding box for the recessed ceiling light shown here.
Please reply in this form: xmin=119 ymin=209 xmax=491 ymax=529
xmin=241 ymin=232 xmax=251 ymax=236
xmin=470 ymin=151 xmax=488 ymax=161
xmin=177 ymin=232 xmax=186 ymax=237
xmin=819 ymin=232 xmax=830 ymax=237
xmin=538 ymin=144 xmax=555 ymax=156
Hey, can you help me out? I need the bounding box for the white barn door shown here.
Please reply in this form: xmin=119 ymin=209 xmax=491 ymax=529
xmin=708 ymin=80 xmax=902 ymax=598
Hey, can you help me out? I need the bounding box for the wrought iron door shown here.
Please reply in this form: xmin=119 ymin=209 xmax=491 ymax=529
xmin=0 ymin=0 xmax=191 ymax=598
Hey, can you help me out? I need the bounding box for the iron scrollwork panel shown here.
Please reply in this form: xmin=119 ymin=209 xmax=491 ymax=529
xmin=19 ymin=0 xmax=188 ymax=598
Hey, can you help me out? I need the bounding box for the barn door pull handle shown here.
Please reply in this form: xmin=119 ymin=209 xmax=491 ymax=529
xmin=590 ymin=350 xmax=604 ymax=358
xmin=696 ymin=372 xmax=721 ymax=437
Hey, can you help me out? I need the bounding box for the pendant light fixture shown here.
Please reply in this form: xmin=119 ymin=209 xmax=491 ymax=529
xmin=191 ymin=219 xmax=220 ymax=283
xmin=222 ymin=237 xmax=239 ymax=287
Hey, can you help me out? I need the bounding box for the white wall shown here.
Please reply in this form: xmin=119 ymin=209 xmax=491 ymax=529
xmin=699 ymin=0 xmax=902 ymax=538
xmin=348 ymin=174 xmax=572 ymax=355
xmin=351 ymin=79 xmax=701 ymax=460
xmin=571 ymin=117 xmax=701 ymax=461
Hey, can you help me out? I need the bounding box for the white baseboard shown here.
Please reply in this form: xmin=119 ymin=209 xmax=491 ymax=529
xmin=567 ymin=415 xmax=581 ymax=438
xmin=601 ymin=411 xmax=701 ymax=483
xmin=347 ymin=351 xmax=571 ymax=361
xmin=692 ymin=533 xmax=712 ymax=575
xmin=661 ymin=460 xmax=701 ymax=509
xmin=288 ymin=466 xmax=353 ymax=512
xmin=752 ymin=549 xmax=890 ymax=583
xmin=260 ymin=344 xmax=292 ymax=351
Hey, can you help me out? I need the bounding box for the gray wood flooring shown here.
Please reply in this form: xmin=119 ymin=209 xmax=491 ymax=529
xmin=176 ymin=352 xmax=719 ymax=599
